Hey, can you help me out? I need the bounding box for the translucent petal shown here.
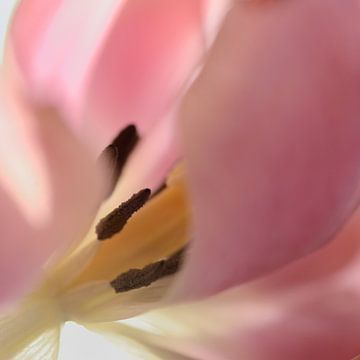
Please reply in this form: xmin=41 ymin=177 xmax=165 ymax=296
xmin=60 ymin=277 xmax=175 ymax=323
xmin=59 ymin=322 xmax=140 ymax=360
xmin=14 ymin=327 xmax=60 ymax=360
xmin=0 ymin=295 xmax=61 ymax=359
xmin=89 ymin=321 xmax=193 ymax=360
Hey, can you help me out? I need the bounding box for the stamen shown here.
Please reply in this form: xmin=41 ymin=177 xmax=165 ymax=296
xmin=110 ymin=248 xmax=185 ymax=293
xmin=96 ymin=188 xmax=151 ymax=240
xmin=98 ymin=124 xmax=139 ymax=196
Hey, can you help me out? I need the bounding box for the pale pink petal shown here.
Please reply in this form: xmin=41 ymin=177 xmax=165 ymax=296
xmin=250 ymin=205 xmax=360 ymax=292
xmin=10 ymin=0 xmax=125 ymax=129
xmin=0 ymin=82 xmax=104 ymax=306
xmin=10 ymin=0 xmax=208 ymax=150
xmin=140 ymin=209 xmax=360 ymax=360
xmin=174 ymin=0 xmax=360 ymax=299
xmin=143 ymin=287 xmax=360 ymax=360
xmin=0 ymin=184 xmax=35 ymax=306
xmin=83 ymin=0 xmax=208 ymax=150
xmin=9 ymin=0 xmax=62 ymax=80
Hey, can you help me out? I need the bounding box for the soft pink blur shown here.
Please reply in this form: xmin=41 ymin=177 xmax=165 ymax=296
xmin=8 ymin=0 xmax=226 ymax=195
xmin=10 ymin=0 xmax=211 ymax=150
xmin=5 ymin=1 xmax=360 ymax=358
xmin=141 ymin=206 xmax=360 ymax=360
xmin=174 ymin=0 xmax=360 ymax=299
xmin=0 ymin=79 xmax=104 ymax=305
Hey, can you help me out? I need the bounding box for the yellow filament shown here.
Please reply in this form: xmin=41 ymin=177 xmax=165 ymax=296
xmin=68 ymin=178 xmax=190 ymax=289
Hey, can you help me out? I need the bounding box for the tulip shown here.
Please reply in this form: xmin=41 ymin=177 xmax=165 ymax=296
xmin=2 ymin=0 xmax=360 ymax=359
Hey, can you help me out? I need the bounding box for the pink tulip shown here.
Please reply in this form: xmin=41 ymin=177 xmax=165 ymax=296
xmin=2 ymin=0 xmax=360 ymax=359
xmin=2 ymin=0 xmax=216 ymax=303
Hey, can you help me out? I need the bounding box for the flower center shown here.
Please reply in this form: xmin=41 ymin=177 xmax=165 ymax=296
xmin=59 ymin=125 xmax=190 ymax=294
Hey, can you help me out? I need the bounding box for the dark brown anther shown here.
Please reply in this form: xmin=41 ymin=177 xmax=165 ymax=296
xmin=110 ymin=248 xmax=185 ymax=293
xmin=96 ymin=188 xmax=151 ymax=240
xmin=98 ymin=124 xmax=139 ymax=197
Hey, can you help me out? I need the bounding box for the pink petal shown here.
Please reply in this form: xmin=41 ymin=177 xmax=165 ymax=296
xmin=146 ymin=288 xmax=360 ymax=360
xmin=10 ymin=0 xmax=125 ymax=130
xmin=143 ymin=209 xmax=360 ymax=360
xmin=174 ymin=0 xmax=360 ymax=299
xmin=10 ymin=0 xmax=208 ymax=150
xmin=9 ymin=0 xmax=62 ymax=80
xmin=0 ymin=82 xmax=104 ymax=306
